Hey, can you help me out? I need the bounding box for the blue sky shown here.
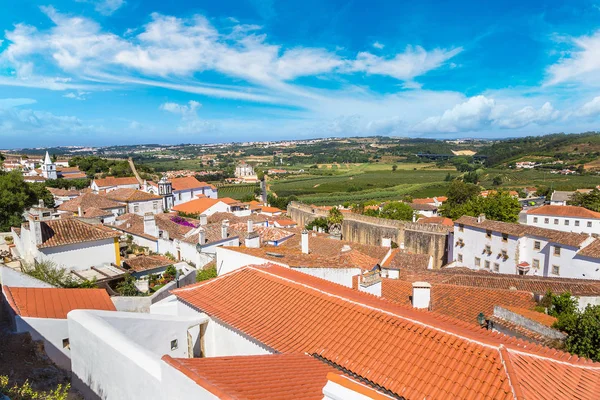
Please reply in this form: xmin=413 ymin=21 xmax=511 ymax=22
xmin=2 ymin=0 xmax=600 ymax=147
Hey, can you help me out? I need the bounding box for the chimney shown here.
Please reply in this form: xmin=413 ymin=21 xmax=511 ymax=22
xmin=381 ymin=236 xmax=392 ymax=248
xmin=400 ymin=242 xmax=405 ymax=250
xmin=478 ymin=214 xmax=486 ymax=223
xmin=412 ymin=282 xmax=431 ymax=309
xmin=412 ymin=213 xmax=416 ymax=223
xmin=221 ymin=220 xmax=229 ymax=239
xmin=78 ymin=206 xmax=83 ymax=217
xmin=245 ymin=232 xmax=260 ymax=248
xmin=27 ymin=211 xmax=43 ymax=245
xmin=143 ymin=213 xmax=158 ymax=237
xmin=312 ymin=225 xmax=317 ymax=232
xmin=38 ymin=199 xmax=44 ymax=208
xmin=198 ymin=228 xmax=206 ymax=245
xmin=247 ymin=219 xmax=254 ymax=233
xmin=199 ymin=214 xmax=207 ymax=226
xmin=301 ymin=230 xmax=309 ymax=254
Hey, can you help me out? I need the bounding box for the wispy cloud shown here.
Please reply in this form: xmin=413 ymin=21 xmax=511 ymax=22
xmin=546 ymin=30 xmax=600 ymax=86
xmin=372 ymin=41 xmax=384 ymax=49
xmin=75 ymin=0 xmax=126 ymax=16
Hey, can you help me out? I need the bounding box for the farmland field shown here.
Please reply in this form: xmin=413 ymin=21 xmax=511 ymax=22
xmin=217 ymin=184 xmax=259 ymax=200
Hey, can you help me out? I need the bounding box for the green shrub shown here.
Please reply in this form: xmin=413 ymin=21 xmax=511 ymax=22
xmin=0 ymin=375 xmax=70 ymax=400
xmin=196 ymin=266 xmax=217 ymax=282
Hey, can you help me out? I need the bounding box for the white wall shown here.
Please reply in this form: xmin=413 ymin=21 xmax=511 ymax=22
xmin=15 ymin=316 xmax=70 ymax=370
xmin=128 ymin=200 xmax=163 ymax=216
xmin=216 ymin=247 xmax=286 ymax=276
xmin=293 ymin=267 xmax=361 ymax=288
xmin=358 ymin=281 xmax=382 ymax=296
xmin=526 ymin=214 xmax=599 ymax=235
xmin=160 ymin=362 xmax=220 ymax=400
xmin=0 ymin=266 xmax=55 ymax=288
xmin=38 ymin=238 xmax=117 ymax=271
xmin=173 ymin=186 xmax=218 ymax=206
xmin=453 ymin=225 xmax=520 ymax=274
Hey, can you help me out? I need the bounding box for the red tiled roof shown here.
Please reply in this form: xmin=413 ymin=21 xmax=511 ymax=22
xmin=412 ymin=197 xmax=436 ymax=204
xmin=163 ymin=354 xmax=336 ymax=400
xmin=381 ymin=279 xmax=537 ymax=325
xmin=578 ymin=239 xmax=600 ymax=259
xmin=455 ymin=215 xmax=590 ymax=248
xmin=93 ymin=176 xmax=139 ymax=188
xmin=261 ymin=206 xmax=282 ymax=213
xmin=37 ymin=218 xmax=120 ymax=249
xmin=170 ymin=176 xmax=210 ymax=191
xmin=172 ymin=198 xmax=224 ymax=214
xmin=503 ymin=306 xmax=558 ymax=328
xmin=123 ymin=255 xmax=173 ymax=272
xmin=418 ymin=216 xmax=454 ymax=226
xmin=57 ymin=192 xmax=124 ymax=213
xmin=4 ymin=287 xmax=115 ymax=319
xmin=274 ymin=219 xmax=297 ymax=226
xmin=219 ymin=197 xmax=241 ymax=205
xmin=527 ymin=205 xmax=600 ymax=219
xmin=380 ymin=248 xmax=430 ymax=270
xmin=106 ymin=188 xmax=162 ymax=202
xmin=173 ymin=264 xmax=600 ymax=400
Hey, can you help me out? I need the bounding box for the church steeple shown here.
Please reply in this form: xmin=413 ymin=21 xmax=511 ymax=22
xmin=158 ymin=175 xmax=174 ymax=210
xmin=41 ymin=151 xmax=57 ymax=180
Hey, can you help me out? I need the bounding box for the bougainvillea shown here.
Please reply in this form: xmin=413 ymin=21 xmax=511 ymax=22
xmin=171 ymin=216 xmax=198 ymax=228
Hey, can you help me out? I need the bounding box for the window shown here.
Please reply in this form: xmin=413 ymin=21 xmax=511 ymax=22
xmin=458 ymin=224 xmax=464 ymax=232
xmin=502 ymin=233 xmax=508 ymax=242
xmin=485 ymin=245 xmax=491 ymax=254
xmin=564 ymin=220 xmax=570 ymax=226
xmin=534 ymin=241 xmax=541 ymax=250
xmin=544 ymin=218 xmax=549 ymax=224
xmin=552 ymin=265 xmax=560 ymax=276
xmin=532 ymin=259 xmax=540 ymax=269
xmin=153 ymin=202 xmax=158 ymax=210
xmin=475 ymin=257 xmax=481 ymax=267
xmin=554 ymin=246 xmax=561 ymax=256
xmin=575 ymin=220 xmax=580 ymax=227
xmin=533 ymin=217 xmax=538 ymax=223
xmin=493 ymin=263 xmax=499 ymax=272
xmin=486 ymin=230 xmax=492 ymax=239
xmin=170 ymin=339 xmax=179 ymax=350
xmin=485 ymin=260 xmax=491 ymax=269
xmin=62 ymin=338 xmax=70 ymax=349
xmin=457 ymin=253 xmax=463 ymax=262
xmin=554 ymin=219 xmax=559 ymax=225
xmin=588 ymin=221 xmax=593 ymax=228
xmin=501 ymin=250 xmax=508 ymax=260
xmin=134 ymin=205 xmax=139 ymax=213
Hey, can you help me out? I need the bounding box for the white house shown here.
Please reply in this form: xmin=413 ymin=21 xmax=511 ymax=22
xmin=549 ymin=190 xmax=574 ymax=206
xmin=12 ymin=205 xmax=121 ymax=271
xmin=46 ymin=187 xmax=81 ymax=206
xmin=526 ymin=205 xmax=600 ymax=235
xmin=106 ymin=188 xmax=164 ymax=215
xmin=172 ymin=197 xmax=231 ymax=217
xmin=452 ymin=214 xmax=600 ymax=280
xmin=57 ymin=192 xmax=126 ymax=224
xmin=91 ymin=176 xmax=140 ymax=193
xmin=235 ymin=162 xmax=255 ymax=177
xmin=2 ymin=286 xmax=116 ymax=370
xmin=147 ymin=176 xmax=217 ymax=205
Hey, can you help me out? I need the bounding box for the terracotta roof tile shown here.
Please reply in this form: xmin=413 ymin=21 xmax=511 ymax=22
xmin=170 ymin=176 xmax=210 ymax=191
xmin=502 ymin=306 xmax=557 ymax=328
xmin=381 ymin=279 xmax=537 ymax=326
xmin=4 ymin=287 xmax=115 ymax=319
xmin=527 ymin=205 xmax=600 ymax=219
xmin=123 ymin=255 xmax=174 ymax=272
xmin=93 ymin=176 xmax=139 ymax=187
xmin=172 ymin=198 xmax=223 ymax=214
xmin=381 ymin=249 xmax=430 ymax=270
xmin=37 ymin=218 xmax=120 ymax=249
xmin=163 ymin=354 xmax=336 ymax=400
xmin=57 ymin=192 xmax=124 ymax=213
xmin=455 ymin=215 xmax=590 ymax=248
xmin=115 ymin=213 xmax=194 ymax=241
xmin=106 ymin=188 xmax=161 ymax=202
xmin=172 ymin=264 xmax=600 ymax=400
xmin=578 ymin=239 xmax=600 ymax=258
xmin=261 ymin=206 xmax=282 ymax=213
xmin=418 ymin=216 xmax=454 ymax=226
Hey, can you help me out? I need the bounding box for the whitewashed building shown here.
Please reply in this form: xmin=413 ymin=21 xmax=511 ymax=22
xmin=526 ymin=205 xmax=600 ymax=235
xmin=91 ymin=176 xmax=140 ymax=193
xmin=106 ymin=188 xmax=164 ymax=216
xmin=452 ymin=215 xmax=600 ymax=280
xmin=41 ymin=151 xmax=57 ymax=180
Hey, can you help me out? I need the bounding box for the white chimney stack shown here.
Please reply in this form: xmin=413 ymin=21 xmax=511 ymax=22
xmin=221 ymin=220 xmax=229 ymax=239
xmin=301 ymin=230 xmax=309 ymax=254
xmin=198 ymin=228 xmax=206 ymax=245
xmin=78 ymin=206 xmax=83 ymax=217
xmin=381 ymin=236 xmax=392 ymax=248
xmin=199 ymin=214 xmax=207 ymax=226
xmin=400 ymin=242 xmax=405 ymax=250
xmin=247 ymin=219 xmax=254 ymax=233
xmin=412 ymin=282 xmax=431 ymax=309
xmin=143 ymin=213 xmax=158 ymax=238
xmin=245 ymin=232 xmax=260 ymax=248
xmin=478 ymin=214 xmax=486 ymax=223
xmin=412 ymin=213 xmax=416 ymax=223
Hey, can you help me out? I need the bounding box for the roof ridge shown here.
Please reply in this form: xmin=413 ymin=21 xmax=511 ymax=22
xmin=499 ymin=345 xmax=525 ymax=400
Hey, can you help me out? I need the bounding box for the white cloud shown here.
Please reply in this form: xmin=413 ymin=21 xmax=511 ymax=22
xmin=0 ymin=98 xmax=37 ymax=108
xmin=413 ymin=95 xmax=496 ymax=133
xmin=574 ymin=96 xmax=600 ymax=118
xmin=372 ymin=41 xmax=384 ymax=49
xmin=0 ymin=106 xmax=95 ymax=137
xmin=76 ymin=0 xmax=126 ymax=16
xmin=495 ymin=102 xmax=559 ymax=128
xmin=546 ymin=30 xmax=600 ymax=86
xmin=350 ymin=45 xmax=463 ymax=81
xmin=159 ymin=100 xmax=216 ymax=134
xmin=63 ymin=91 xmax=90 ymax=100
xmin=160 ymin=100 xmax=201 ymax=116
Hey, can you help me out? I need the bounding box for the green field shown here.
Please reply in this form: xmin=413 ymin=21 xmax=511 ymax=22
xmin=217 ymin=184 xmax=259 ymax=200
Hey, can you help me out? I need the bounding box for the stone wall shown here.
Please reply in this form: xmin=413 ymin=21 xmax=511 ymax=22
xmin=288 ymin=202 xmax=450 ymax=269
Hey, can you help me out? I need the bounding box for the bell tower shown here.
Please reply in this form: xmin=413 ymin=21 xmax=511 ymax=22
xmin=158 ymin=175 xmax=174 ymax=210
xmin=41 ymin=151 xmax=57 ymax=180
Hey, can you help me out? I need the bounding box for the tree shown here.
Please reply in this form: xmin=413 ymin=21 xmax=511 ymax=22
xmin=463 ymin=171 xmax=479 ymax=184
xmin=116 ymin=274 xmax=139 ymax=296
xmin=442 ymin=180 xmax=480 ymax=207
xmin=492 ymin=175 xmax=503 ymax=186
xmin=0 ymin=171 xmax=42 ymax=231
xmin=568 ymin=189 xmax=600 ymax=212
xmin=392 ymin=164 xmax=398 ymax=172
xmin=379 ymin=201 xmax=414 ymax=221
xmin=306 ymin=217 xmax=329 ymax=232
xmin=440 ymin=189 xmax=520 ymax=222
xmin=327 ymin=207 xmax=344 ymax=235
xmin=29 ymin=182 xmax=55 ymax=208
xmin=196 ymin=265 xmax=217 ymax=282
